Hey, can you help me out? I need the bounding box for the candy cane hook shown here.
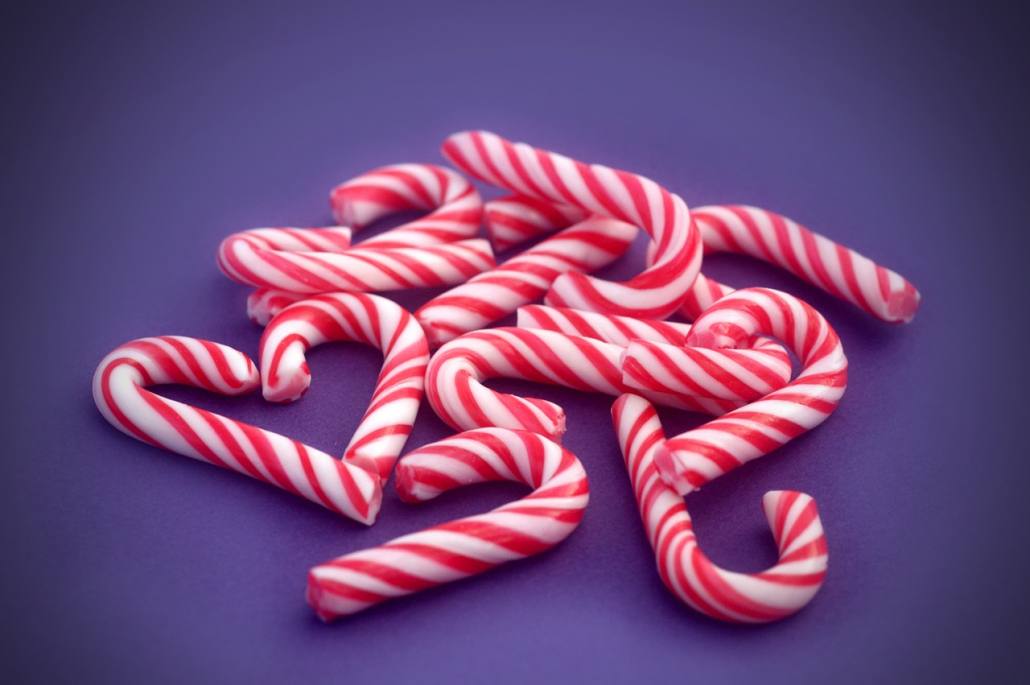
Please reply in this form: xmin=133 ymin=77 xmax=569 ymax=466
xmin=442 ymin=130 xmax=703 ymax=318
xmin=620 ymin=287 xmax=849 ymax=493
xmin=307 ymin=428 xmax=589 ymax=620
xmin=259 ymin=292 xmax=430 ymax=481
xmin=612 ymin=393 xmax=827 ymax=623
xmin=330 ymin=163 xmax=483 ymax=248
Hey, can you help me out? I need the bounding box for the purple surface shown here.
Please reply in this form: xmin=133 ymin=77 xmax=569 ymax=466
xmin=6 ymin=2 xmax=1030 ymax=682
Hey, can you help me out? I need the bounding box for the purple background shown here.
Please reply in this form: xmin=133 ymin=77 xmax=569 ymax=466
xmin=6 ymin=2 xmax=1030 ymax=682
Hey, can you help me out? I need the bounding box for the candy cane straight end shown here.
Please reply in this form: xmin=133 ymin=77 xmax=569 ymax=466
xmin=887 ymin=287 xmax=921 ymax=324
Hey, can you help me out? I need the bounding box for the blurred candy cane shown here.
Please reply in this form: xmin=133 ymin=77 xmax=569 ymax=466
xmin=216 ymin=237 xmax=495 ymax=294
xmin=442 ymin=130 xmax=702 ymax=318
xmin=612 ymin=393 xmax=827 ymax=622
xmin=307 ymin=428 xmax=589 ymax=620
xmin=330 ymin=163 xmax=483 ymax=248
xmin=483 ymin=194 xmax=586 ymax=252
xmin=259 ymin=293 xmax=429 ymax=480
xmin=93 ymin=336 xmax=381 ymax=524
xmin=415 ymin=217 xmax=637 ymax=347
xmin=426 ymin=327 xmax=790 ymax=441
xmin=620 ymin=287 xmax=848 ymax=493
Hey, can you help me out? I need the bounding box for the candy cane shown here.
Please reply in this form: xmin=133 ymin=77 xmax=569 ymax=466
xmin=483 ymin=194 xmax=586 ymax=252
xmin=330 ymin=163 xmax=483 ymax=248
xmin=612 ymin=393 xmax=827 ymax=622
xmin=517 ymin=304 xmax=692 ymax=346
xmin=93 ymin=336 xmax=382 ymax=524
xmin=442 ymin=130 xmax=702 ymax=318
xmin=426 ymin=327 xmax=791 ymax=441
xmin=620 ymin=287 xmax=848 ymax=493
xmin=648 ymin=205 xmax=920 ymax=323
xmin=216 ymin=237 xmax=495 ymax=294
xmin=246 ymin=288 xmax=308 ymax=326
xmin=415 ymin=217 xmax=637 ymax=347
xmin=306 ymin=427 xmax=589 ymax=620
xmin=259 ymin=293 xmax=429 ymax=481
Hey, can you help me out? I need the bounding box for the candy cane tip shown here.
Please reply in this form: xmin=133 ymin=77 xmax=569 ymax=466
xmin=886 ymin=288 xmax=921 ymax=323
xmin=654 ymin=442 xmax=699 ymax=495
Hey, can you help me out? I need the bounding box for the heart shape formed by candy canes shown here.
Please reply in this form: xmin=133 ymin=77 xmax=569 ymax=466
xmin=93 ymin=336 xmax=382 ymax=524
xmin=330 ymin=163 xmax=483 ymax=248
xmin=621 ymin=287 xmax=848 ymax=492
xmin=443 ymin=130 xmax=703 ymax=319
xmin=612 ymin=393 xmax=827 ymax=623
xmin=258 ymin=292 xmax=430 ymax=481
xmin=306 ymin=427 xmax=589 ymax=620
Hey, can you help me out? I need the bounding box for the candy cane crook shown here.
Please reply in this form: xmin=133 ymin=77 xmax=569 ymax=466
xmin=442 ymin=130 xmax=702 ymax=318
xmin=425 ymin=326 xmax=791 ymax=442
xmin=93 ymin=336 xmax=382 ymax=524
xmin=330 ymin=163 xmax=483 ymax=248
xmin=415 ymin=217 xmax=637 ymax=347
xmin=620 ymin=287 xmax=848 ymax=493
xmin=306 ymin=428 xmax=589 ymax=620
xmin=483 ymin=194 xmax=586 ymax=252
xmin=259 ymin=293 xmax=430 ymax=481
xmin=612 ymin=393 xmax=827 ymax=623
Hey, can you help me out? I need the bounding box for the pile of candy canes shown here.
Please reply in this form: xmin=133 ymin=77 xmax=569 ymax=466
xmin=94 ymin=130 xmax=919 ymax=624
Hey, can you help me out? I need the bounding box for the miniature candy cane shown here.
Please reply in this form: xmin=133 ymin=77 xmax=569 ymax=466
xmin=306 ymin=427 xmax=589 ymax=620
xmin=426 ymin=327 xmax=791 ymax=441
xmin=259 ymin=293 xmax=429 ymax=480
xmin=620 ymin=287 xmax=848 ymax=493
xmin=415 ymin=217 xmax=637 ymax=347
xmin=517 ymin=304 xmax=693 ymax=346
xmin=442 ymin=130 xmax=702 ymax=318
xmin=246 ymin=288 xmax=308 ymax=326
xmin=93 ymin=336 xmax=382 ymax=524
xmin=656 ymin=205 xmax=920 ymax=323
xmin=483 ymin=194 xmax=586 ymax=252
xmin=216 ymin=237 xmax=495 ymax=294
xmin=330 ymin=164 xmax=483 ymax=249
xmin=612 ymin=393 xmax=827 ymax=622
xmin=516 ymin=305 xmax=792 ymax=408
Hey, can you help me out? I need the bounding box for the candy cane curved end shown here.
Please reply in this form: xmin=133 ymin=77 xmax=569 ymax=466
xmin=306 ymin=428 xmax=589 ymax=621
xmin=624 ymin=287 xmax=848 ymax=495
xmin=442 ymin=130 xmax=703 ymax=319
xmin=612 ymin=393 xmax=827 ymax=623
xmin=93 ymin=336 xmax=383 ymax=525
xmin=329 ymin=163 xmax=483 ymax=248
xmin=259 ymin=293 xmax=429 ymax=481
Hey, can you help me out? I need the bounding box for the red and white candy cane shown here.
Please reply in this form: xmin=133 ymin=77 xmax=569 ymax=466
xmin=621 ymin=287 xmax=848 ymax=493
xmin=426 ymin=327 xmax=791 ymax=441
xmin=653 ymin=205 xmax=920 ymax=323
xmin=330 ymin=163 xmax=483 ymax=249
xmin=93 ymin=336 xmax=382 ymax=524
xmin=306 ymin=427 xmax=589 ymax=620
xmin=612 ymin=393 xmax=827 ymax=622
xmin=442 ymin=130 xmax=702 ymax=318
xmin=516 ymin=305 xmax=793 ymax=408
xmin=259 ymin=293 xmax=429 ymax=481
xmin=483 ymin=194 xmax=586 ymax=252
xmin=517 ymin=304 xmax=692 ymax=346
xmin=415 ymin=217 xmax=637 ymax=347
xmin=216 ymin=236 xmax=495 ymax=295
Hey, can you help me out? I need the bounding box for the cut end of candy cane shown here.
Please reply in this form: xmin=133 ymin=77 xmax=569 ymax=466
xmin=886 ymin=287 xmax=921 ymax=324
xmin=653 ymin=443 xmax=700 ymax=495
xmin=262 ymin=361 xmax=311 ymax=403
